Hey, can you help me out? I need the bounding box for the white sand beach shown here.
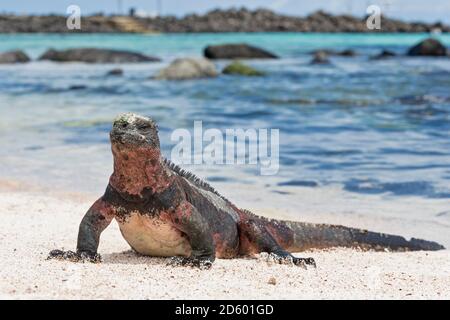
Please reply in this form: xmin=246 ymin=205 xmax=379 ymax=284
xmin=1 ymin=181 xmax=449 ymax=300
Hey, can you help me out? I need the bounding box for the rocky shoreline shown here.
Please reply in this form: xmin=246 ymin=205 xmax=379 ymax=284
xmin=0 ymin=8 xmax=449 ymax=33
xmin=1 ymin=37 xmax=448 ymax=66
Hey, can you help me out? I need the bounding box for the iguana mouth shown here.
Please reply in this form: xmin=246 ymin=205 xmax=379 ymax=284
xmin=110 ymin=113 xmax=160 ymax=148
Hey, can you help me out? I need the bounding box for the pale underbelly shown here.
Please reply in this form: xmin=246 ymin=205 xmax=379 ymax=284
xmin=117 ymin=213 xmax=192 ymax=257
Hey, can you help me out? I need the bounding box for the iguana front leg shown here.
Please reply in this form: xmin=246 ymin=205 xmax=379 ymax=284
xmin=48 ymin=198 xmax=115 ymax=263
xmin=166 ymin=201 xmax=216 ymax=269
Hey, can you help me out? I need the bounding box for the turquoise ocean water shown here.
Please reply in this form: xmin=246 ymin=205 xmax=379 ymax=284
xmin=0 ymin=33 xmax=449 ymax=198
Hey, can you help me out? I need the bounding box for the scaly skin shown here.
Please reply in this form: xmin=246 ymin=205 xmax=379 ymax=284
xmin=48 ymin=113 xmax=445 ymax=269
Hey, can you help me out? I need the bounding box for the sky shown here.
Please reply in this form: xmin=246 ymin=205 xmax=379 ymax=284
xmin=1 ymin=0 xmax=450 ymax=23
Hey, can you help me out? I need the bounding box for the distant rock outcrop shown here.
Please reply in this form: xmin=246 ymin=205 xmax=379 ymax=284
xmin=155 ymin=58 xmax=218 ymax=80
xmin=407 ymin=38 xmax=448 ymax=56
xmin=107 ymin=68 xmax=124 ymax=76
xmin=311 ymin=49 xmax=357 ymax=57
xmin=310 ymin=51 xmax=331 ymax=65
xmin=339 ymin=49 xmax=356 ymax=57
xmin=204 ymin=44 xmax=278 ymax=60
xmin=68 ymin=85 xmax=87 ymax=91
xmin=0 ymin=9 xmax=449 ymax=33
xmin=371 ymin=50 xmax=397 ymax=60
xmin=0 ymin=50 xmax=30 ymax=64
xmin=222 ymin=61 xmax=264 ymax=76
xmin=39 ymin=48 xmax=160 ymax=63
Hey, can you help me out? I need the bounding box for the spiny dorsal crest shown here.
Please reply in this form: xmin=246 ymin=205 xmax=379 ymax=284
xmin=163 ymin=158 xmax=231 ymax=204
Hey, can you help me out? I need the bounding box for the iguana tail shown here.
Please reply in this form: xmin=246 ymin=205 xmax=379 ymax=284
xmin=265 ymin=219 xmax=445 ymax=252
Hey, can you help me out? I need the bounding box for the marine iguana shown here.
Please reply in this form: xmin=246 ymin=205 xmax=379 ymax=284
xmin=49 ymin=113 xmax=445 ymax=269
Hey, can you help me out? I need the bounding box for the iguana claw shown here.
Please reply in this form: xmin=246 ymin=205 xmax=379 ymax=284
xmin=167 ymin=256 xmax=213 ymax=270
xmin=268 ymin=253 xmax=316 ymax=269
xmin=47 ymin=249 xmax=102 ymax=263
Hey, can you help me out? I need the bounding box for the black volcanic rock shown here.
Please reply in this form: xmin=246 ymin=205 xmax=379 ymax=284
xmin=371 ymin=50 xmax=397 ymax=60
xmin=69 ymin=85 xmax=87 ymax=90
xmin=0 ymin=50 xmax=30 ymax=63
xmin=204 ymin=44 xmax=278 ymax=59
xmin=107 ymin=68 xmax=124 ymax=76
xmin=39 ymin=48 xmax=160 ymax=63
xmin=339 ymin=49 xmax=356 ymax=57
xmin=407 ymin=38 xmax=448 ymax=56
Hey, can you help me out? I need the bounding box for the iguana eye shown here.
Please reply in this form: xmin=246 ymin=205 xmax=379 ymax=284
xmin=138 ymin=123 xmax=151 ymax=130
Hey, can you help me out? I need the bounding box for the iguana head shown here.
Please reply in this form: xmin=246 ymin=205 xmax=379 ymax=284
xmin=109 ymin=113 xmax=169 ymax=195
xmin=110 ymin=113 xmax=160 ymax=149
